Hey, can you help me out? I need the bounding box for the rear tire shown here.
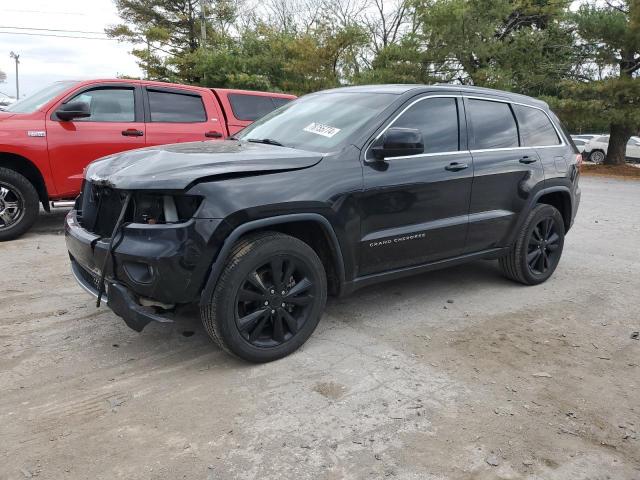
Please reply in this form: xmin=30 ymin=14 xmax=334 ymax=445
xmin=589 ymin=150 xmax=605 ymax=164
xmin=499 ymin=204 xmax=565 ymax=285
xmin=0 ymin=167 xmax=39 ymax=241
xmin=201 ymin=232 xmax=327 ymax=363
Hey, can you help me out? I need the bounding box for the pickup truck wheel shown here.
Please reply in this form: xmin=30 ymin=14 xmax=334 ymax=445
xmin=0 ymin=168 xmax=39 ymax=241
xmin=499 ymin=204 xmax=565 ymax=285
xmin=201 ymin=232 xmax=327 ymax=363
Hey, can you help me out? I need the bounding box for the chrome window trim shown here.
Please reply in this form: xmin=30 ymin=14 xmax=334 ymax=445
xmin=365 ymin=92 xmax=567 ymax=161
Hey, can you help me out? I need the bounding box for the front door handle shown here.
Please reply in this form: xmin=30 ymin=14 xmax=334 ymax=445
xmin=519 ymin=156 xmax=538 ymax=164
xmin=205 ymin=131 xmax=223 ymax=138
xmin=445 ymin=162 xmax=469 ymax=172
xmin=122 ymin=129 xmax=144 ymax=137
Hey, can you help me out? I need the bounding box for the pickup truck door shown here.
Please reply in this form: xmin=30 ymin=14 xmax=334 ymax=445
xmin=359 ymin=95 xmax=473 ymax=277
xmin=143 ymin=86 xmax=226 ymax=145
xmin=45 ymin=83 xmax=145 ymax=197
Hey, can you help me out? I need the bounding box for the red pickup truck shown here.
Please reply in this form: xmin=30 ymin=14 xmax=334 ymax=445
xmin=0 ymin=79 xmax=295 ymax=240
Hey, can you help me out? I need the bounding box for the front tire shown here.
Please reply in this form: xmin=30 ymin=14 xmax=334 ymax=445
xmin=201 ymin=232 xmax=327 ymax=363
xmin=499 ymin=204 xmax=565 ymax=285
xmin=0 ymin=168 xmax=39 ymax=241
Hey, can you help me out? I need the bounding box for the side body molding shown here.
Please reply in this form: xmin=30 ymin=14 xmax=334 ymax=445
xmin=199 ymin=213 xmax=346 ymax=305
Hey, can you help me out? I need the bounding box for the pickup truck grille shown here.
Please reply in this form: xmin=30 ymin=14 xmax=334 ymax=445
xmin=77 ymin=182 xmax=129 ymax=238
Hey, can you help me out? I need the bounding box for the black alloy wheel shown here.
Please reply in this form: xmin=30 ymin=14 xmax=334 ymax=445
xmin=201 ymin=231 xmax=327 ymax=362
xmin=526 ymin=217 xmax=562 ymax=275
xmin=499 ymin=204 xmax=565 ymax=285
xmin=235 ymin=255 xmax=317 ymax=348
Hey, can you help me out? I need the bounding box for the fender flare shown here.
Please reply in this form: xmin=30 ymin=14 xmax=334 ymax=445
xmin=199 ymin=213 xmax=346 ymax=305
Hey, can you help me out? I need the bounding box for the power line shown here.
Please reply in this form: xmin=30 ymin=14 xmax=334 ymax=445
xmin=0 ymin=31 xmax=117 ymax=41
xmin=3 ymin=8 xmax=86 ymax=16
xmin=0 ymin=26 xmax=107 ymax=35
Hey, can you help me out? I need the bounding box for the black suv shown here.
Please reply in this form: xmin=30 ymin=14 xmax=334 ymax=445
xmin=66 ymin=84 xmax=581 ymax=362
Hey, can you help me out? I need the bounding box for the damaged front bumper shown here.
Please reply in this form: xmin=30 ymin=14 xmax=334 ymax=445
xmin=65 ymin=209 xmax=222 ymax=331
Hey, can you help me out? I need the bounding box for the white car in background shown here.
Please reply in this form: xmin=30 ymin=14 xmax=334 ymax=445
xmin=583 ymin=135 xmax=640 ymax=163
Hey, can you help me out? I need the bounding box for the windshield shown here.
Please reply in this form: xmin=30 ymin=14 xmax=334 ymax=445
xmin=236 ymin=92 xmax=397 ymax=152
xmin=5 ymin=81 xmax=79 ymax=113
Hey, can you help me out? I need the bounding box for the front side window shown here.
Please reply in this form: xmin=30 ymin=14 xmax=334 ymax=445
xmin=387 ymin=97 xmax=459 ymax=154
xmin=514 ymin=105 xmax=560 ymax=146
xmin=148 ymin=90 xmax=207 ymax=123
xmin=70 ymin=88 xmax=135 ymax=122
xmin=468 ymin=99 xmax=519 ymax=150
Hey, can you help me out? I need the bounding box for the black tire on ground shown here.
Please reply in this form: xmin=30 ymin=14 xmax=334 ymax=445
xmin=499 ymin=204 xmax=565 ymax=285
xmin=201 ymin=231 xmax=327 ymax=363
xmin=589 ymin=150 xmax=605 ymax=164
xmin=0 ymin=167 xmax=39 ymax=242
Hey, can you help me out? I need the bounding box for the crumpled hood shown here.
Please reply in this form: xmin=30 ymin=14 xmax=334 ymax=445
xmin=85 ymin=140 xmax=324 ymax=190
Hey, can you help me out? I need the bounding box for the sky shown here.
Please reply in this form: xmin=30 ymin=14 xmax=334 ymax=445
xmin=0 ymin=0 xmax=143 ymax=99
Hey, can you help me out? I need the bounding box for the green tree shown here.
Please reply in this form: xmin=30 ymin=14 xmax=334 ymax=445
xmin=409 ymin=0 xmax=578 ymax=96
xmin=106 ymin=0 xmax=206 ymax=82
xmin=567 ymin=1 xmax=640 ymax=165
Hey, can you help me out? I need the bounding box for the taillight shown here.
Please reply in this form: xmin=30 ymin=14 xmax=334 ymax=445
xmin=576 ymin=153 xmax=583 ymax=171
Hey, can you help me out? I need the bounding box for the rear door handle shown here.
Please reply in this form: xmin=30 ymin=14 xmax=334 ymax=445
xmin=445 ymin=162 xmax=469 ymax=172
xmin=205 ymin=131 xmax=223 ymax=138
xmin=122 ymin=129 xmax=144 ymax=137
xmin=519 ymin=156 xmax=537 ymax=164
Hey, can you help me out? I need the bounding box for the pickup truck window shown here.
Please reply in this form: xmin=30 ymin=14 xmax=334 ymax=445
xmin=5 ymin=80 xmax=78 ymax=113
xmin=148 ymin=90 xmax=207 ymax=123
xmin=236 ymin=92 xmax=396 ymax=152
xmin=228 ymin=93 xmax=291 ymax=121
xmin=71 ymin=88 xmax=135 ymax=122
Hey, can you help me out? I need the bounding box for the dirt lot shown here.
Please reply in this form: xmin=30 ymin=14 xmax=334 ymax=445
xmin=1 ymin=176 xmax=639 ymax=480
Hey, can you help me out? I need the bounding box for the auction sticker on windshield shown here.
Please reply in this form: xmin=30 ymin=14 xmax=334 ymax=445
xmin=303 ymin=122 xmax=341 ymax=138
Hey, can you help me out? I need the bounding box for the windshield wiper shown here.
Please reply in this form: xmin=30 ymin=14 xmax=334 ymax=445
xmin=246 ymin=138 xmax=285 ymax=147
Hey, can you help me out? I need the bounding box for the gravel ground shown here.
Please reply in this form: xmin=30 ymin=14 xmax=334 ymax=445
xmin=1 ymin=176 xmax=639 ymax=480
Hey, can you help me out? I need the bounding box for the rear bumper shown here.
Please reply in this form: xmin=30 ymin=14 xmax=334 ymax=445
xmin=65 ymin=209 xmax=222 ymax=330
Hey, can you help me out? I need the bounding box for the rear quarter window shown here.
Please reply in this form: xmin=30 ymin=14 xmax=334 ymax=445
xmin=513 ymin=105 xmax=560 ymax=146
xmin=228 ymin=94 xmax=291 ymax=121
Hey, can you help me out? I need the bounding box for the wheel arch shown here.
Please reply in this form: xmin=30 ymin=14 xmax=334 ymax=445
xmin=200 ymin=214 xmax=346 ymax=306
xmin=0 ymin=152 xmax=50 ymax=211
xmin=533 ymin=187 xmax=572 ymax=232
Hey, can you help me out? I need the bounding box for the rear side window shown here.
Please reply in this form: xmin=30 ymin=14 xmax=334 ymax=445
xmin=228 ymin=93 xmax=290 ymax=121
xmin=391 ymin=97 xmax=459 ymax=153
xmin=468 ymin=99 xmax=519 ymax=149
xmin=513 ymin=105 xmax=560 ymax=146
xmin=147 ymin=90 xmax=206 ymax=123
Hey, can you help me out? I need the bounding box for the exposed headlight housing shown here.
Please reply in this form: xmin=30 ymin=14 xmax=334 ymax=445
xmin=132 ymin=193 xmax=202 ymax=224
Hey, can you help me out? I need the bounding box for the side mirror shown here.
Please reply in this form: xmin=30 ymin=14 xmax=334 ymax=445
xmin=371 ymin=127 xmax=424 ymax=160
xmin=55 ymin=101 xmax=91 ymax=121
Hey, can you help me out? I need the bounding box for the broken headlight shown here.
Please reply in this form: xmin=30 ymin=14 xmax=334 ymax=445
xmin=132 ymin=193 xmax=202 ymax=224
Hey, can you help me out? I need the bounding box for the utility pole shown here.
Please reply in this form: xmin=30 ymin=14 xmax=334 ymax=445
xmin=9 ymin=51 xmax=19 ymax=99
xmin=200 ymin=0 xmax=207 ymax=45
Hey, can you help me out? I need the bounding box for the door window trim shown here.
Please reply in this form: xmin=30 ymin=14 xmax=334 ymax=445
xmin=364 ymin=93 xmax=566 ymax=161
xmin=49 ymin=83 xmax=143 ymax=123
